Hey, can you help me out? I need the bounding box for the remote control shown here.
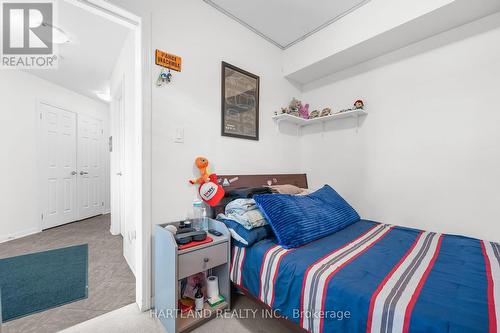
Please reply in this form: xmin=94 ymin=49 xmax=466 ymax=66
xmin=208 ymin=229 xmax=223 ymax=236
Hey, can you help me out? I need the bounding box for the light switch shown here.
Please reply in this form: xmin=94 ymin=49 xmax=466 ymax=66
xmin=174 ymin=128 xmax=184 ymax=143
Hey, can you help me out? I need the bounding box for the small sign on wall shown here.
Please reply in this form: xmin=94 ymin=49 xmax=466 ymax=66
xmin=155 ymin=49 xmax=182 ymax=72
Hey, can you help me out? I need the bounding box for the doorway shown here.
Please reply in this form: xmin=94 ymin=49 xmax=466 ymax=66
xmin=2 ymin=0 xmax=152 ymax=328
xmin=61 ymin=0 xmax=152 ymax=312
xmin=0 ymin=1 xmax=151 ymax=329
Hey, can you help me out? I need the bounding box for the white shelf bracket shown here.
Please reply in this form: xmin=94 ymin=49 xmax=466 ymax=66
xmin=321 ymin=121 xmax=325 ymax=139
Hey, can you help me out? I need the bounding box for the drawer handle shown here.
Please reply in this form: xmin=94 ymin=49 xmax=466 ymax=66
xmin=203 ymin=258 xmax=209 ymax=263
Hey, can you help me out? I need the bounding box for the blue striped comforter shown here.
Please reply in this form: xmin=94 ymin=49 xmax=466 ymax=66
xmin=230 ymin=220 xmax=499 ymax=333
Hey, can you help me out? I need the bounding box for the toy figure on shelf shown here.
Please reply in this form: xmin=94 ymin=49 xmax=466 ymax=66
xmin=274 ymin=107 xmax=289 ymax=116
xmin=289 ymin=98 xmax=301 ymax=114
xmin=275 ymin=98 xmax=314 ymax=119
xmin=320 ymin=107 xmax=332 ymax=117
xmin=309 ymin=110 xmax=319 ymax=118
xmin=188 ymin=157 xmax=225 ymax=206
xmin=299 ymin=103 xmax=310 ymax=119
xmin=353 ymin=100 xmax=364 ymax=110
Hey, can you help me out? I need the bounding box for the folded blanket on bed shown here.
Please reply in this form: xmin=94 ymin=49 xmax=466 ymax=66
xmin=216 ymin=215 xmax=273 ymax=247
xmin=221 ymin=198 xmax=268 ymax=230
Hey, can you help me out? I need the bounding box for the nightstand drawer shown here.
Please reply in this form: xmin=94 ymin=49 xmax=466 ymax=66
xmin=178 ymin=242 xmax=228 ymax=279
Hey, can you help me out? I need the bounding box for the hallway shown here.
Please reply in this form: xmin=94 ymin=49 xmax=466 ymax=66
xmin=0 ymin=214 xmax=135 ymax=333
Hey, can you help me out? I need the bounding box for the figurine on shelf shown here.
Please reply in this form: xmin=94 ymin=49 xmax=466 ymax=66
xmin=281 ymin=107 xmax=290 ymax=114
xmin=353 ymin=100 xmax=364 ymax=110
xmin=320 ymin=107 xmax=332 ymax=117
xmin=299 ymin=103 xmax=310 ymax=119
xmin=289 ymin=98 xmax=301 ymax=116
xmin=309 ymin=110 xmax=319 ymax=118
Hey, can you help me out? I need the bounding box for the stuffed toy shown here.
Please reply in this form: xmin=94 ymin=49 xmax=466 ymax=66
xmin=309 ymin=110 xmax=319 ymax=118
xmin=299 ymin=103 xmax=310 ymax=119
xmin=353 ymin=100 xmax=364 ymax=110
xmin=188 ymin=157 xmax=225 ymax=206
xmin=289 ymin=98 xmax=301 ymax=113
xmin=189 ymin=157 xmax=211 ymax=185
xmin=320 ymin=107 xmax=332 ymax=117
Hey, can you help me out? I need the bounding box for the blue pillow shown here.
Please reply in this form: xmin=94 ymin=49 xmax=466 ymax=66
xmin=254 ymin=185 xmax=360 ymax=248
xmin=217 ymin=216 xmax=274 ymax=247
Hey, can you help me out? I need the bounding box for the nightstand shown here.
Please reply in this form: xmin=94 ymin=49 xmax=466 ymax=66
xmin=154 ymin=219 xmax=231 ymax=333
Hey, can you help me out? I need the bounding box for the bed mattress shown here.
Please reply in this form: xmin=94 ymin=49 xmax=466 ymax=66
xmin=230 ymin=220 xmax=499 ymax=333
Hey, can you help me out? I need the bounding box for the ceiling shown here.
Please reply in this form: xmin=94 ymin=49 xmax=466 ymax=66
xmin=26 ymin=0 xmax=130 ymax=104
xmin=203 ymin=0 xmax=371 ymax=49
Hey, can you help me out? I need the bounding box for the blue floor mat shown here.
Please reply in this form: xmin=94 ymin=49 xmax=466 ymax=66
xmin=0 ymin=244 xmax=88 ymax=322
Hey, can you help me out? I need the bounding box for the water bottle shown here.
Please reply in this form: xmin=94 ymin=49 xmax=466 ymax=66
xmin=201 ymin=207 xmax=209 ymax=231
xmin=192 ymin=196 xmax=203 ymax=230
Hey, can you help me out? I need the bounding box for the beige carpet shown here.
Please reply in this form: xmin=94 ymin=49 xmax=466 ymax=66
xmin=0 ymin=214 xmax=135 ymax=333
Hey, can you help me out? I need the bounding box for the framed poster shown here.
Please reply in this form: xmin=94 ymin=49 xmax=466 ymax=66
xmin=221 ymin=62 xmax=260 ymax=140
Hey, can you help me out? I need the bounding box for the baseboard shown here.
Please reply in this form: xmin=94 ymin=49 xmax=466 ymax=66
xmin=0 ymin=227 xmax=41 ymax=244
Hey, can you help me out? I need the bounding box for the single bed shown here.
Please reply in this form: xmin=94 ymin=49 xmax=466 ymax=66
xmin=218 ymin=174 xmax=499 ymax=333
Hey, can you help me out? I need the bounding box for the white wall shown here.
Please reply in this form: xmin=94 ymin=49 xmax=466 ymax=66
xmin=0 ymin=70 xmax=110 ymax=242
xmin=299 ymin=26 xmax=500 ymax=242
xmin=150 ymin=0 xmax=302 ymax=223
xmin=106 ymin=0 xmax=500 ymax=246
xmin=283 ymin=0 xmax=454 ymax=75
xmin=110 ymin=30 xmax=137 ymax=273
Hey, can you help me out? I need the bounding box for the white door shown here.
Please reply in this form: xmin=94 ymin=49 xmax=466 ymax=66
xmin=39 ymin=103 xmax=78 ymax=229
xmin=77 ymin=114 xmax=104 ymax=220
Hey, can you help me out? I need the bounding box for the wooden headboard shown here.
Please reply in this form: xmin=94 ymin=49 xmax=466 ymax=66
xmin=217 ymin=173 xmax=308 ymax=190
xmin=211 ymin=173 xmax=308 ymax=217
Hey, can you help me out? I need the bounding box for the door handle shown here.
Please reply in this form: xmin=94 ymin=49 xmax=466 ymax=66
xmin=116 ymin=172 xmax=123 ymax=176
xmin=80 ymin=171 xmax=89 ymax=175
xmin=71 ymin=171 xmax=77 ymax=176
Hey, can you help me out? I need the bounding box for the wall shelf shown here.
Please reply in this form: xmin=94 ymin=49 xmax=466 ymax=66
xmin=272 ymin=109 xmax=367 ymax=135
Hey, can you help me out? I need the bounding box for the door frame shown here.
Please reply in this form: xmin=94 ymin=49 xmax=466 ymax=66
xmin=110 ymin=76 xmax=125 ymax=236
xmin=63 ymin=0 xmax=152 ymax=311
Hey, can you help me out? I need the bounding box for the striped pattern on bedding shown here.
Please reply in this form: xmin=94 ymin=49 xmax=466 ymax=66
xmin=258 ymin=245 xmax=291 ymax=307
xmin=229 ymin=220 xmax=498 ymax=333
xmin=366 ymin=231 xmax=443 ymax=333
xmin=481 ymin=240 xmax=500 ymax=333
xmin=300 ymin=223 xmax=393 ymax=333
xmin=230 ymin=246 xmax=246 ymax=286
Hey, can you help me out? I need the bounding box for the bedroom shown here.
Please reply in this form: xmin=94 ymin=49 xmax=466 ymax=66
xmin=1 ymin=0 xmax=499 ymax=332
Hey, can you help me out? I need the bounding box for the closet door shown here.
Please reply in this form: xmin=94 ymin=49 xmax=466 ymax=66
xmin=39 ymin=103 xmax=78 ymax=229
xmin=77 ymin=114 xmax=104 ymax=220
